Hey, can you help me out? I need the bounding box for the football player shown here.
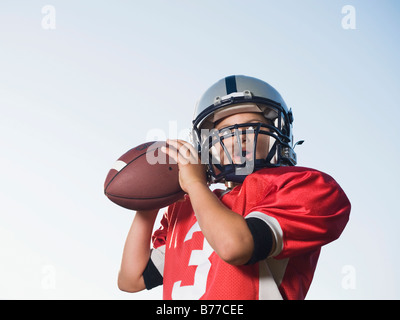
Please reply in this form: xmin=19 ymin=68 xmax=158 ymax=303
xmin=118 ymin=75 xmax=351 ymax=300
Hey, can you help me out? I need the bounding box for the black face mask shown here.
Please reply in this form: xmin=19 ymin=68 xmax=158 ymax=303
xmin=198 ymin=122 xmax=293 ymax=183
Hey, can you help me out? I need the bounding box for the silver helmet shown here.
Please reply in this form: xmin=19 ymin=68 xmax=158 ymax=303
xmin=192 ymin=75 xmax=300 ymax=183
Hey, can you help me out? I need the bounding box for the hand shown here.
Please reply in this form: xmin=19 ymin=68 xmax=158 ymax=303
xmin=161 ymin=139 xmax=207 ymax=193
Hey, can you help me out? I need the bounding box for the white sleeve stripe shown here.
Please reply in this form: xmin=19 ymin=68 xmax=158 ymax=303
xmin=258 ymin=260 xmax=283 ymax=300
xmin=150 ymin=245 xmax=166 ymax=277
xmin=245 ymin=211 xmax=283 ymax=257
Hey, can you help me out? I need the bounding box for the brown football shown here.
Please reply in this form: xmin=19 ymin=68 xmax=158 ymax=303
xmin=104 ymin=141 xmax=184 ymax=211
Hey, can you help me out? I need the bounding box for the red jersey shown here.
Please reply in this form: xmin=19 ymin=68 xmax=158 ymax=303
xmin=151 ymin=166 xmax=350 ymax=300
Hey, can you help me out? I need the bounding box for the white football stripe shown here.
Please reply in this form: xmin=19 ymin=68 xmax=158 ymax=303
xmin=112 ymin=160 xmax=127 ymax=172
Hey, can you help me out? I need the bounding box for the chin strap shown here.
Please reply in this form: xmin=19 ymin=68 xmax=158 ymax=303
xmin=223 ymin=159 xmax=276 ymax=184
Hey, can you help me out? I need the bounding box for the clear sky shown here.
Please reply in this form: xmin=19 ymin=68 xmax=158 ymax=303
xmin=0 ymin=0 xmax=399 ymax=299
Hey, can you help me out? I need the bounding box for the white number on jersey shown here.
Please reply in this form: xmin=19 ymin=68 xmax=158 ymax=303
xmin=171 ymin=222 xmax=214 ymax=300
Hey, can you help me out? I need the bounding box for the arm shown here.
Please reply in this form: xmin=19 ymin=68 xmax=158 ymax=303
xmin=162 ymin=140 xmax=254 ymax=266
xmin=118 ymin=209 xmax=158 ymax=292
xmin=186 ymin=182 xmax=254 ymax=265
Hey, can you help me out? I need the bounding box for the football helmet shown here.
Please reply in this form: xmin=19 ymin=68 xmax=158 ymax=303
xmin=192 ymin=75 xmax=300 ymax=183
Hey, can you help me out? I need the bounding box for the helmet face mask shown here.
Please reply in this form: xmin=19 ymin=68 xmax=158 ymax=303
xmin=203 ymin=122 xmax=272 ymax=183
xmin=192 ymin=75 xmax=298 ymax=184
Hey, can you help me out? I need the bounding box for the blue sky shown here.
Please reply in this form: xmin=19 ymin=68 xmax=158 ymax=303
xmin=0 ymin=0 xmax=399 ymax=299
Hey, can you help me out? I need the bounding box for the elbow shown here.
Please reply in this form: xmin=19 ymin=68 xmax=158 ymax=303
xmin=117 ymin=280 xmax=142 ymax=293
xmin=117 ymin=273 xmax=144 ymax=293
xmin=117 ymin=281 xmax=135 ymax=293
xmin=220 ymin=255 xmax=249 ymax=266
xmin=216 ymin=237 xmax=253 ymax=266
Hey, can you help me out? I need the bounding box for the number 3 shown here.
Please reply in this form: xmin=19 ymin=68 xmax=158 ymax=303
xmin=171 ymin=222 xmax=214 ymax=300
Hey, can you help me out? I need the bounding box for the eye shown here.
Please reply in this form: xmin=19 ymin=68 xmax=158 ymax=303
xmin=218 ymin=127 xmax=235 ymax=138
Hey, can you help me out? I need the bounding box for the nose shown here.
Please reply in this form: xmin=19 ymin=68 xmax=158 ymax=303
xmin=240 ymin=129 xmax=253 ymax=146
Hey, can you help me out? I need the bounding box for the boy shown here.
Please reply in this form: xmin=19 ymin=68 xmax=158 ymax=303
xmin=118 ymin=75 xmax=351 ymax=300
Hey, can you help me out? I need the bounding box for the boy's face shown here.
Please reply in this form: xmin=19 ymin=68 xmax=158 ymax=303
xmin=213 ymin=112 xmax=270 ymax=165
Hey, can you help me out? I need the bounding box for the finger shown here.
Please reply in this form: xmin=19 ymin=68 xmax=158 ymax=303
xmin=176 ymin=139 xmax=198 ymax=155
xmin=160 ymin=144 xmax=179 ymax=164
xmin=167 ymin=139 xmax=199 ymax=165
xmin=166 ymin=140 xmax=191 ymax=165
xmin=161 ymin=141 xmax=194 ymax=166
xmin=165 ymin=140 xmax=188 ymax=164
xmin=166 ymin=139 xmax=188 ymax=164
xmin=179 ymin=143 xmax=199 ymax=165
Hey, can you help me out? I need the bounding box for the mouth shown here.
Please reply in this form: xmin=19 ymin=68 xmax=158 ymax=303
xmin=242 ymin=150 xmax=252 ymax=157
xmin=232 ymin=149 xmax=253 ymax=163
